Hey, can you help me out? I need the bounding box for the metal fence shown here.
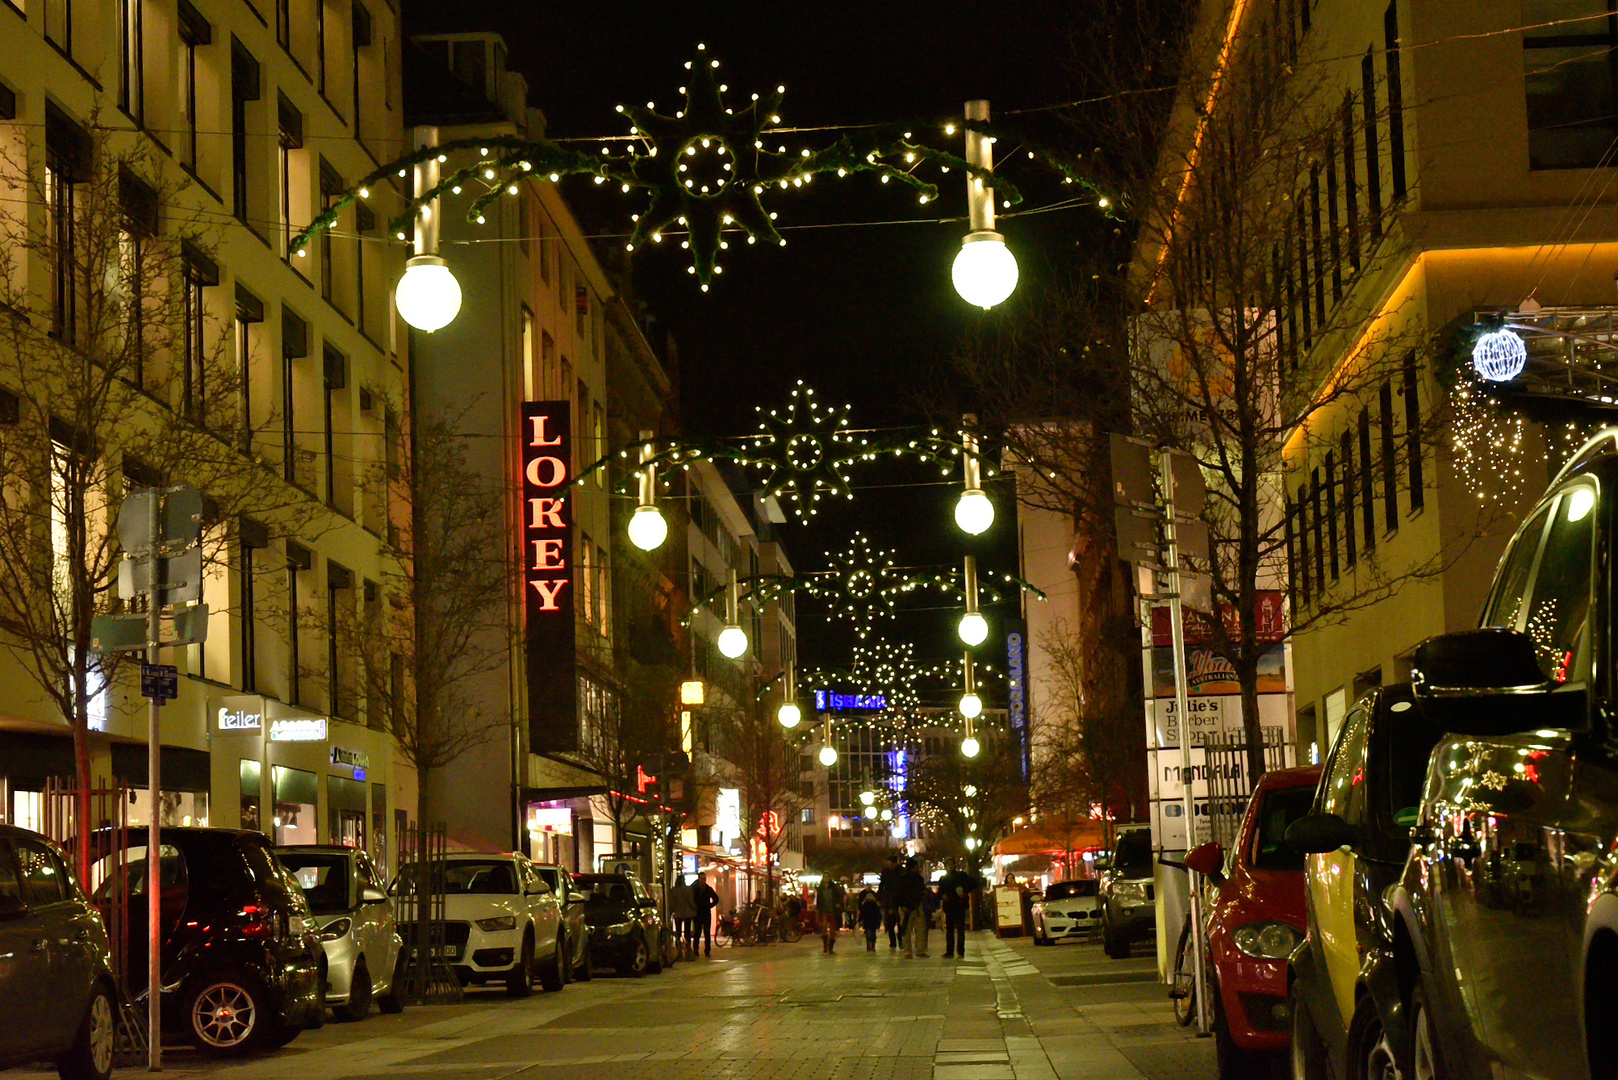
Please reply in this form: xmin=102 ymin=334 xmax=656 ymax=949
xmin=394 ymin=822 xmax=464 ymax=1004
xmin=1201 ymin=729 xmax=1290 ymax=850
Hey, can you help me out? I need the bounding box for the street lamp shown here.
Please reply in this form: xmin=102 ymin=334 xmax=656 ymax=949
xmin=817 ymin=721 xmax=839 ymax=767
xmin=957 ymin=555 xmax=987 ymax=645
xmin=778 ymin=663 xmax=801 ymax=728
xmin=626 ymin=433 xmax=668 ymax=551
xmin=955 ymin=420 xmax=994 ymax=535
xmin=951 ymin=100 xmax=1018 ymax=310
xmin=960 ymin=654 xmax=983 ymax=758
xmin=860 ymin=789 xmax=876 ymax=807
xmin=718 ymin=568 xmax=748 ymax=658
xmin=395 ymin=127 xmax=464 ymax=332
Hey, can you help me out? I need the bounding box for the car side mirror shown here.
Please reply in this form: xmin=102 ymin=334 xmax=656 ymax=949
xmin=1286 ymin=812 xmax=1358 ymax=854
xmin=1411 ymin=629 xmax=1589 ymax=734
xmin=361 ymin=886 xmax=387 ymax=905
xmin=527 ymin=879 xmax=551 ymax=896
xmin=1184 ymin=841 xmax=1225 ymax=880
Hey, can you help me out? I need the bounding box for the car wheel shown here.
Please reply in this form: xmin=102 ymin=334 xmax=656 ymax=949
xmin=1410 ymin=985 xmax=1449 ymax=1080
xmin=1290 ymin=984 xmax=1329 ymax=1080
xmin=1172 ymin=921 xmax=1196 ymax=1026
xmin=340 ymin=960 xmax=373 ymax=1021
xmin=1349 ymin=996 xmax=1399 ymax=1080
xmin=56 ymin=980 xmax=115 ymax=1080
xmin=377 ymin=951 xmax=406 ymax=1014
xmin=626 ymin=936 xmax=650 ymax=977
xmin=574 ymin=946 xmax=594 ymax=982
xmin=1103 ymin=918 xmax=1129 ymax=960
xmin=188 ymin=975 xmax=267 ymax=1056
xmin=539 ymin=936 xmax=566 ymax=992
xmin=506 ymin=931 xmax=535 ymax=998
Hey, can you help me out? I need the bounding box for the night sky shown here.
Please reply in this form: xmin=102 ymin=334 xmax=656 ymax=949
xmin=405 ymin=2 xmax=1110 ymax=703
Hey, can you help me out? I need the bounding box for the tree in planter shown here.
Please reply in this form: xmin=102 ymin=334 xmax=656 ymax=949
xmin=0 ymin=123 xmax=311 ymax=880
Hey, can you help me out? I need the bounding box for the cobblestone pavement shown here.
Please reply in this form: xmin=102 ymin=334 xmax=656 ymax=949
xmin=28 ymin=930 xmax=1214 ymax=1079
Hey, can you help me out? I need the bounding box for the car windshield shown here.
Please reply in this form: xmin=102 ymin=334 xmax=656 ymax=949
xmin=1112 ymin=831 xmax=1153 ymax=877
xmin=1251 ymin=785 xmax=1316 ymax=871
xmin=396 ymin=860 xmax=518 ymax=895
xmin=573 ymin=875 xmax=634 ymax=906
xmin=278 ymin=853 xmax=350 ymax=914
xmin=1046 ymin=880 xmax=1099 ymax=900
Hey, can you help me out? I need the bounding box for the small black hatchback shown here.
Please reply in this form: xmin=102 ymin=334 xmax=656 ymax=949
xmin=96 ymin=828 xmax=324 ymax=1056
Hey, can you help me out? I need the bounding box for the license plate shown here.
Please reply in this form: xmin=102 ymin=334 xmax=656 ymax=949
xmin=439 ymin=946 xmax=460 ymax=958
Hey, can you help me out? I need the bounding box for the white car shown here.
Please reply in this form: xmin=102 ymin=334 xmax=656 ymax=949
xmin=1032 ymin=879 xmax=1103 ymax=946
xmin=395 ymin=852 xmax=565 ymax=996
xmin=278 ymin=845 xmax=404 ymax=1020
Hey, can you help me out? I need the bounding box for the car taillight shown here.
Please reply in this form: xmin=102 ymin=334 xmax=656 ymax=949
xmin=238 ymin=904 xmax=280 ymax=940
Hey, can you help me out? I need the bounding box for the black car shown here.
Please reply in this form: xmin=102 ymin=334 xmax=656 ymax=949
xmin=97 ymin=828 xmax=325 ymax=1056
xmin=0 ymin=824 xmax=118 ymax=1080
xmin=574 ymin=873 xmax=663 ymax=976
xmin=1284 ymin=684 xmax=1446 ymax=1080
xmin=1376 ymin=443 xmax=1618 ymax=1080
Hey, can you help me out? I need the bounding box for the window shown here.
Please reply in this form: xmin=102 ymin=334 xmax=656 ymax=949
xmin=1341 ymin=430 xmax=1357 ymax=567
xmin=597 ymin=543 xmax=610 ymax=637
xmin=521 ymin=308 xmax=536 ymax=398
xmin=1384 ymin=1 xmax=1406 ymax=198
xmin=1325 ymin=143 xmax=1341 ymax=301
xmin=1483 ymin=504 xmax=1550 ymax=631
xmin=1297 ymin=204 xmax=1312 ymax=346
xmin=177 ymin=2 xmax=210 ymax=172
xmin=537 ymin=215 xmax=550 ymax=284
xmin=1521 ymin=485 xmax=1596 ymax=683
xmin=240 ymin=759 xmax=261 ymax=832
xmin=1309 ymin=164 xmax=1325 ymax=325
xmin=13 ymin=836 xmax=68 ymax=905
xmin=355 ymin=203 xmax=374 ymax=335
xmin=1523 ymin=1 xmax=1618 ymax=168
xmin=327 ymin=561 xmax=351 ymax=717
xmin=541 ymin=332 xmax=556 ymax=397
xmin=1359 ymin=409 xmax=1376 ymax=550
xmin=323 ymin=346 xmax=346 ymax=510
xmin=351 ymin=3 xmax=370 ymax=139
xmin=276 ymin=0 xmax=290 ymax=48
xmin=116 ymin=169 xmax=157 ymax=386
xmin=1362 ymin=52 xmax=1382 ymax=240
xmin=278 ymin=94 xmax=304 ymax=257
xmin=239 ymin=517 xmax=268 ymax=692
xmin=45 ymin=0 xmax=73 ymax=55
xmin=1311 ymin=469 xmax=1325 ymax=593
xmin=232 ymin=41 xmax=261 ymax=225
xmin=576 ymin=377 xmax=588 ymax=471
xmin=1379 ymin=382 xmax=1397 ymax=527
xmin=1284 ymin=232 xmax=1299 ymax=369
xmin=578 ymin=535 xmax=594 ymax=628
xmin=1342 ymin=93 xmax=1360 ymax=272
xmin=182 ymin=245 xmax=219 ymax=424
xmin=45 ymin=106 xmax=90 ymax=345
xmin=319 ymin=160 xmax=342 ymax=302
xmin=576 ymin=285 xmax=588 ymax=337
xmin=315 ymin=0 xmax=327 ymax=96
xmin=1319 ymin=706 xmax=1369 ymax=829
xmin=286 ymin=542 xmax=312 ymax=707
xmin=1325 ymin=450 xmax=1339 ymax=580
xmin=593 ymin=402 xmax=606 ymax=488
xmin=282 ymin=307 xmax=307 ymax=485
xmin=119 ymin=0 xmax=144 ymax=122
xmin=236 ymin=287 xmax=264 ymax=453
xmin=1403 ymin=352 xmax=1423 ymax=512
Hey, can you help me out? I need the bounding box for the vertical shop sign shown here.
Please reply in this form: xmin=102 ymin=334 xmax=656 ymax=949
xmin=522 ymin=401 xmax=578 ymax=752
xmin=1005 ymin=626 xmax=1029 ymax=781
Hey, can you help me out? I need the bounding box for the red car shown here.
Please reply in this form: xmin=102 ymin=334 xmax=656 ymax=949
xmin=1184 ymin=765 xmax=1321 ymax=1079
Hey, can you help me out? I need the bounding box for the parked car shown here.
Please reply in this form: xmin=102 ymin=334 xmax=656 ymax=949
xmin=1374 ymin=446 xmax=1615 ymax=1080
xmin=277 ymin=845 xmax=404 ymax=1020
xmin=0 ymin=824 xmax=118 ymax=1080
xmin=392 ymin=852 xmax=564 ymax=996
xmin=1031 ymin=879 xmax=1101 ymax=946
xmin=1284 ymin=685 xmax=1445 ymax=1080
xmin=574 ymin=873 xmax=663 ymax=976
xmin=1100 ymin=824 xmax=1155 ymax=958
xmin=531 ymin=863 xmax=591 ymax=982
xmin=1179 ymin=764 xmax=1320 ymax=1078
xmin=93 ymin=827 xmax=325 ymax=1057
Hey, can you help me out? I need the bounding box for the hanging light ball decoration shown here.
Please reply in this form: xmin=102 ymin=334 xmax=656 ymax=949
xmin=961 ymin=734 xmax=982 ymax=758
xmin=863 ymin=806 xmax=878 ymax=821
xmin=819 ymin=743 xmax=839 ymax=767
xmin=958 ymin=611 xmax=989 ymax=647
xmin=955 ymin=488 xmax=995 ymax=535
xmin=627 ymin=504 xmax=669 ymax=551
xmin=777 ymin=701 xmax=801 ymax=728
xmin=1471 ymin=327 xmax=1527 ymax=383
xmin=952 ymin=232 xmax=1020 ymax=309
xmin=717 ymin=624 xmax=749 ymax=658
xmin=859 ymin=790 xmax=876 ymax=807
xmin=879 ymin=808 xmax=893 ymax=821
xmin=395 ymin=255 xmax=463 ymax=332
xmin=959 ymin=692 xmax=983 ymax=720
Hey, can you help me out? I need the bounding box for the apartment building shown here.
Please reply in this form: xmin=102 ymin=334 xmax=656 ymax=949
xmin=0 ymin=0 xmax=416 ymax=869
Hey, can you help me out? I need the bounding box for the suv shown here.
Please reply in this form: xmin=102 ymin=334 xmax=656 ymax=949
xmin=574 ymin=873 xmax=663 ymax=976
xmin=1100 ymin=825 xmax=1155 ymax=958
xmin=277 ymin=845 xmax=404 ymax=1020
xmin=394 ymin=852 xmax=564 ymax=995
xmin=1371 ymin=439 xmax=1618 ymax=1080
xmin=0 ymin=824 xmax=118 ymax=1080
xmin=94 ymin=828 xmax=325 ymax=1056
xmin=532 ymin=864 xmax=591 ymax=982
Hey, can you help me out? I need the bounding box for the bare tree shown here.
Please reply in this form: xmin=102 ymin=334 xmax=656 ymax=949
xmin=712 ymin=698 xmax=805 ymax=891
xmin=903 ymin=731 xmax=1028 ymax=862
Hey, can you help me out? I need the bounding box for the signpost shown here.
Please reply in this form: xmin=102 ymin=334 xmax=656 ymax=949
xmin=91 ymin=484 xmax=208 ymax=1072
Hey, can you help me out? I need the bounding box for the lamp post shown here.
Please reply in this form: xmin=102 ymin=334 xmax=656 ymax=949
xmin=717 ymin=568 xmax=748 ymax=658
xmin=777 ymin=663 xmax=802 ymax=728
xmin=627 ymin=431 xmax=669 ymax=551
xmin=957 ymin=555 xmax=988 ymax=645
xmin=395 ymin=126 xmax=464 ymax=332
xmin=959 ymin=654 xmax=982 ymax=757
xmin=951 ymin=100 xmax=1018 ymax=309
xmin=955 ymin=417 xmax=994 ymax=536
xmin=818 ymin=720 xmax=839 ymax=767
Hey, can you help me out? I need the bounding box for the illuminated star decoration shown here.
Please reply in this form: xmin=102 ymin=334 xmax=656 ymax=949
xmin=743 ymin=381 xmax=859 ymax=519
xmin=818 ymin=533 xmax=902 ymax=640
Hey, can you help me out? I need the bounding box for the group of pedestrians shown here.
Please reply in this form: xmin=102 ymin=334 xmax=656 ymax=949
xmin=668 ymin=873 xmax=720 ymax=958
xmin=812 ymin=855 xmax=982 ymax=959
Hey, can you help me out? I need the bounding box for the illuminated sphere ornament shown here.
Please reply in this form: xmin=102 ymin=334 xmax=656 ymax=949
xmin=863 ymin=807 xmax=878 ymax=821
xmin=1472 ymin=328 xmax=1527 ymax=383
xmin=627 ymin=504 xmax=669 ymax=551
xmin=395 ymin=255 xmax=463 ymax=332
xmin=718 ymin=624 xmax=749 ymax=658
xmin=961 ymin=735 xmax=981 ymax=759
xmin=955 ymin=488 xmax=995 ymax=535
xmin=819 ymin=744 xmax=839 ymax=767
xmin=880 ymin=808 xmax=893 ymax=821
xmin=959 ymin=693 xmax=983 ymax=720
xmin=958 ymin=611 xmax=989 ymax=647
xmin=890 ymin=823 xmax=905 ymax=839
xmin=777 ymin=701 xmax=802 ymax=728
xmin=951 ymin=231 xmax=1019 ymax=309
xmin=859 ymin=790 xmax=876 ymax=807
xmin=965 ymin=836 xmax=978 ymax=850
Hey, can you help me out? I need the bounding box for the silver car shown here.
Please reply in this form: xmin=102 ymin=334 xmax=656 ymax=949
xmin=278 ymin=846 xmax=403 ymax=1020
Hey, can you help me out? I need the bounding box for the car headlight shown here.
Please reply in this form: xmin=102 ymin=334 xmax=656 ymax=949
xmin=319 ymin=918 xmax=351 ymax=941
xmin=1231 ymin=921 xmax=1302 ymax=959
xmin=476 ymin=916 xmax=517 ymax=932
xmin=1113 ymin=881 xmax=1148 ymax=904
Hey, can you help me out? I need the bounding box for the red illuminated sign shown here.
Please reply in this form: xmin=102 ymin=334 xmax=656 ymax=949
xmin=522 ymin=401 xmax=578 ymax=752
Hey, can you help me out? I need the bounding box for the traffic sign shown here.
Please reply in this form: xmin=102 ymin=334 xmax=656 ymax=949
xmin=140 ymin=663 xmax=178 ymax=703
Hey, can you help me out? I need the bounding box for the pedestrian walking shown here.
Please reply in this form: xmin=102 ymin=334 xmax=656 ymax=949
xmin=815 ymin=877 xmax=845 ymax=953
xmin=877 ymin=853 xmax=902 ymax=950
xmin=670 ymin=874 xmax=698 ymax=959
xmin=843 ymin=881 xmax=858 ymax=929
xmin=857 ymin=886 xmax=883 ymax=951
xmin=691 ymin=873 xmax=720 ymax=956
xmin=936 ymin=858 xmax=984 ymax=959
xmin=895 ymin=856 xmax=929 ymax=958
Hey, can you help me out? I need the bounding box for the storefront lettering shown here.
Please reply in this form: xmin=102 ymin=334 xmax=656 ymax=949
xmin=522 ymin=401 xmax=579 ymax=752
xmin=269 ymin=718 xmax=328 ymax=742
xmin=331 ymin=746 xmax=369 ymax=770
xmin=217 ymin=706 xmax=263 ymax=732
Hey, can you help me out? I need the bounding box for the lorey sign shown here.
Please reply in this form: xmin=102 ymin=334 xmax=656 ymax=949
xmin=521 ymin=401 xmax=578 ymax=752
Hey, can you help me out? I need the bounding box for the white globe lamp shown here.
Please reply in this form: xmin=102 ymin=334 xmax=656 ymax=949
xmin=818 ymin=744 xmax=839 ymax=767
xmin=627 ymin=504 xmax=668 ymax=551
xmin=859 ymin=790 xmax=876 ymax=807
xmin=961 ymin=735 xmax=981 ymax=759
xmin=717 ymin=624 xmax=748 ymax=659
xmin=958 ymin=611 xmax=988 ymax=647
xmin=955 ymin=488 xmax=994 ymax=535
xmin=863 ymin=807 xmax=878 ymax=821
xmin=395 ymin=255 xmax=463 ymax=332
xmin=952 ymin=232 xmax=1019 ymax=309
xmin=959 ymin=692 xmax=983 ymax=720
xmin=1472 ymin=328 xmax=1527 ymax=383
xmin=777 ymin=701 xmax=802 ymax=729
xmin=879 ymin=808 xmax=892 ymax=821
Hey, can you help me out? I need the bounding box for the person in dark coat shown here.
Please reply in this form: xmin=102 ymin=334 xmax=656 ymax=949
xmin=936 ymin=858 xmax=984 ymax=959
xmin=691 ymin=874 xmax=720 ymax=957
xmin=895 ymin=856 xmax=929 ymax=958
xmin=857 ymin=887 xmax=883 ymax=951
xmin=877 ymin=853 xmax=903 ymax=949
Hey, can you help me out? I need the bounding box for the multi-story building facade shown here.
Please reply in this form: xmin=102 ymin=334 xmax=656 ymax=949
xmin=0 ymin=0 xmax=416 ymax=872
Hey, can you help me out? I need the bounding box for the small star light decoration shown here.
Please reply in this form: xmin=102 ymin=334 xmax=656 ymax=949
xmin=745 ymin=381 xmax=859 ymax=517
xmin=818 ymin=533 xmax=902 ymax=639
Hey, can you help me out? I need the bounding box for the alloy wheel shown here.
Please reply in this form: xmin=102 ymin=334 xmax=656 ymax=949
xmin=1364 ymin=1019 xmax=1399 ymax=1080
xmin=88 ymin=989 xmax=114 ymax=1076
xmin=1413 ymin=1000 xmax=1440 ymax=1080
xmin=192 ymin=981 xmax=258 ymax=1049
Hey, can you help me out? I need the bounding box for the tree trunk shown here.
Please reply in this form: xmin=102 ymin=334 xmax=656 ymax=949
xmin=1238 ymin=656 xmax=1266 ymax=788
xmin=71 ymin=692 xmax=91 ymax=888
xmin=416 ymin=761 xmax=433 ymax=828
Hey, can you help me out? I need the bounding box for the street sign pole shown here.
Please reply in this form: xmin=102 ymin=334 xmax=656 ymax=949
xmin=145 ymin=490 xmax=163 ymax=1072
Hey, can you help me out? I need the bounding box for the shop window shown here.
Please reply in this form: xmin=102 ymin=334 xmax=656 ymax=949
xmin=328 ymin=775 xmax=366 ymax=848
xmin=371 ymin=781 xmax=388 ymax=877
xmin=273 ymin=765 xmax=317 ymax=845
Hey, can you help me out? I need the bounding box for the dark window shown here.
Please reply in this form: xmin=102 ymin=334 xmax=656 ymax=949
xmin=1522 ymin=484 xmax=1597 ymax=683
xmin=1403 ymin=352 xmax=1424 ymax=512
xmin=240 ymin=517 xmax=268 ymax=692
xmin=45 ymin=105 xmax=90 ymax=344
xmin=1359 ymin=409 xmax=1376 ymax=551
xmin=236 ymin=286 xmax=263 ymax=452
xmin=282 ymin=307 xmax=307 ymax=485
xmin=315 ymin=0 xmax=327 ymax=95
xmin=355 ymin=203 xmax=374 ymax=334
xmin=327 ymin=561 xmax=351 ymax=717
xmin=13 ymin=836 xmax=69 ymax=905
xmin=1325 ymin=450 xmax=1339 ymax=580
xmin=1272 ymin=247 xmax=1289 ymax=371
xmin=119 ymin=0 xmax=144 ymax=121
xmin=45 ymin=0 xmax=73 ymax=55
xmin=1362 ymin=51 xmax=1382 ymax=240
xmin=1297 ymin=204 xmax=1312 ymax=346
xmin=1320 ymin=706 xmax=1369 ymax=825
xmin=286 ymin=541 xmax=312 ymax=706
xmin=1286 ymin=493 xmax=1299 ymax=608
xmin=1285 ymin=231 xmax=1299 ymax=369
xmin=1311 ymin=468 xmax=1325 ymax=593
xmin=232 ymin=41 xmax=261 ymax=224
xmin=1484 ymin=504 xmax=1552 ymax=631
xmin=1326 ymin=143 xmax=1342 ymax=301
xmin=1342 ymin=94 xmax=1360 ymax=271
xmin=278 ymin=94 xmax=304 ymax=257
xmin=0 ymin=388 xmax=18 ymax=426
xmin=1384 ymin=1 xmax=1406 ymax=198
xmin=276 ymin=0 xmax=289 ymax=48
xmin=182 ymin=246 xmax=219 ymax=423
xmin=1380 ymin=383 xmax=1398 ymax=527
xmin=1523 ymin=0 xmax=1618 ymax=169
xmin=319 ymin=159 xmax=343 ymax=303
xmin=177 ymin=2 xmax=209 ymax=170
xmin=1251 ymin=784 xmax=1314 ymax=871
xmin=1310 ymin=164 xmax=1326 ymax=324
xmin=323 ymin=345 xmax=344 ymax=507
xmin=1341 ymin=430 xmax=1357 ymax=567
xmin=351 ymin=3 xmax=371 ymax=139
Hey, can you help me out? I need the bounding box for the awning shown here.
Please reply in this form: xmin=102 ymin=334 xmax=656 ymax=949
xmin=993 ymin=819 xmax=1109 ymax=857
